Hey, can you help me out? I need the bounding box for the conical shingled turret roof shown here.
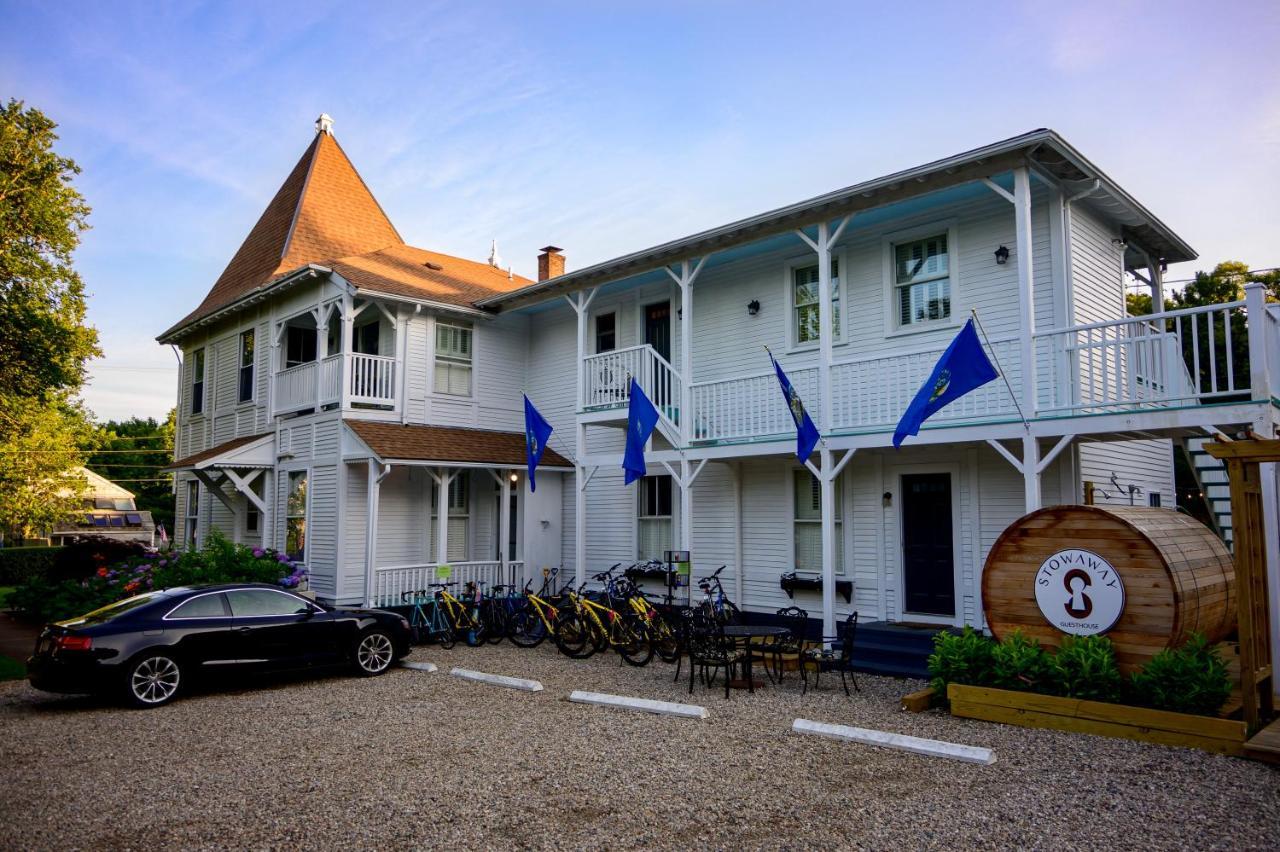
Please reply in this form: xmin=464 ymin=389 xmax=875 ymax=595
xmin=173 ymin=127 xmax=403 ymax=331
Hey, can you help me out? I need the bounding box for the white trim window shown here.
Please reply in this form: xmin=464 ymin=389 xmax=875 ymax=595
xmin=185 ymin=480 xmax=200 ymax=549
xmin=794 ymin=469 xmax=843 ymax=574
xmin=190 ymin=348 xmax=205 ymax=415
xmin=286 ymin=471 xmax=308 ymax=561
xmin=434 ymin=322 xmax=473 ymax=396
xmin=595 ymin=311 xmax=617 ymax=353
xmin=893 ymin=233 xmax=951 ymax=327
xmin=792 ymin=259 xmax=840 ymax=346
xmin=431 ymin=473 xmax=469 ymax=562
xmin=637 ymin=475 xmax=673 ymax=561
xmin=238 ymin=330 xmax=255 ymax=403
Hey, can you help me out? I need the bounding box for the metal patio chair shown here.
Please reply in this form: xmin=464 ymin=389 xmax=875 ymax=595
xmin=800 ymin=610 xmax=859 ymax=696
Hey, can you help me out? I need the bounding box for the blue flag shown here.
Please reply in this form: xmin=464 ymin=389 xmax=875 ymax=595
xmin=893 ymin=318 xmax=999 ymax=448
xmin=523 ymin=395 xmax=553 ymax=492
xmin=770 ymin=353 xmax=821 ymax=461
xmin=622 ymin=378 xmax=660 ymax=485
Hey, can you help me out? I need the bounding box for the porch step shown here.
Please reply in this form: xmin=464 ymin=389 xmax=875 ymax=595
xmin=1184 ymin=435 xmax=1235 ymax=551
xmin=848 ymin=621 xmax=954 ymax=680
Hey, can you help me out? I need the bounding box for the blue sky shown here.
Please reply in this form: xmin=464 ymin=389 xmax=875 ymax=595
xmin=2 ymin=0 xmax=1277 ymax=421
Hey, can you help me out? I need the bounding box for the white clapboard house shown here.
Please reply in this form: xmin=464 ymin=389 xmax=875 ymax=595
xmin=161 ymin=117 xmax=1280 ymax=643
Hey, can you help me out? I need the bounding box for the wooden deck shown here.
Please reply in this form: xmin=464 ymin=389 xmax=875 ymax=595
xmin=1243 ymin=717 xmax=1280 ymax=764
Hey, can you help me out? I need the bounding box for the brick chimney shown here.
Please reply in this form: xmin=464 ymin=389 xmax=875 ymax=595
xmin=537 ymin=246 xmax=565 ymax=281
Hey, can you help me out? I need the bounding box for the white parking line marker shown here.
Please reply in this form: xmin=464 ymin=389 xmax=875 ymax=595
xmin=792 ymin=719 xmax=995 ymax=765
xmin=450 ymin=667 xmax=543 ymax=692
xmin=569 ymin=690 xmax=708 ymax=719
xmin=400 ymin=661 xmax=438 ymax=673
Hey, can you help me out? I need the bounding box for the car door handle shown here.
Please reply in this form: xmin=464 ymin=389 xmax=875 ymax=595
xmin=235 ymin=627 xmax=252 ymax=634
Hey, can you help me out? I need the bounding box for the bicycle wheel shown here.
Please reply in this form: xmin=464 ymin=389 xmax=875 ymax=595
xmin=616 ymin=616 xmax=654 ymax=667
xmin=484 ymin=602 xmax=506 ymax=645
xmin=649 ymin=613 xmax=681 ymax=663
xmin=555 ymin=614 xmax=595 ymax=658
xmin=435 ymin=622 xmax=456 ymax=650
xmin=507 ymin=606 xmax=547 ymax=648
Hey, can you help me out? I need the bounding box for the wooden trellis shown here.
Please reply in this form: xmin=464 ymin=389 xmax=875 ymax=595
xmin=1205 ymin=439 xmax=1279 ymax=735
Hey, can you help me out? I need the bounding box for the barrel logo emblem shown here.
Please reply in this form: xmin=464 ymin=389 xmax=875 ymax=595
xmin=1034 ymin=548 xmax=1125 ymax=636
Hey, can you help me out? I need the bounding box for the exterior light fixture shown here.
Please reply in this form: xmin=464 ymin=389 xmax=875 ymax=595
xmin=747 ymin=299 xmax=761 ymax=316
xmin=882 ymin=491 xmax=892 ymax=508
xmin=509 ymin=472 xmax=518 ymax=483
xmin=994 ymin=245 xmax=1010 ymax=265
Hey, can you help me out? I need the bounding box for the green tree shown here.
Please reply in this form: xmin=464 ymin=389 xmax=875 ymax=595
xmin=87 ymin=412 xmax=176 ymax=532
xmin=0 ymin=100 xmax=100 ymax=541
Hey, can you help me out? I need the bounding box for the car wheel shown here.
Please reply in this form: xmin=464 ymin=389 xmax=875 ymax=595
xmin=124 ymin=653 xmax=182 ymax=708
xmin=353 ymin=630 xmax=395 ymax=676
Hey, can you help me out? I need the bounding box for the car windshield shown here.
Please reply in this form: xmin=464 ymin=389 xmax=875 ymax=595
xmin=62 ymin=592 xmax=166 ymax=626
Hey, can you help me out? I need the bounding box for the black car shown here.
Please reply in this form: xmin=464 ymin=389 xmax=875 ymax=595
xmin=27 ymin=583 xmax=412 ymax=707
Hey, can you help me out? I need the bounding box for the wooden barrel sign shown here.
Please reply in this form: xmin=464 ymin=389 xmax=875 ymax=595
xmin=982 ymin=505 xmax=1235 ymax=671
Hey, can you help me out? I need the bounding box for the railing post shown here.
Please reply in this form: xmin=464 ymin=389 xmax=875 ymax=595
xmin=340 ymin=294 xmax=354 ymax=411
xmin=1246 ymin=282 xmax=1270 ymax=404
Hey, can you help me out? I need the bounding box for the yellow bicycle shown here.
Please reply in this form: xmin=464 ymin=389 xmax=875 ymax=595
xmin=436 ymin=582 xmax=485 ymax=647
xmin=555 ymin=584 xmax=652 ymax=666
xmin=507 ymin=576 xmax=570 ymax=648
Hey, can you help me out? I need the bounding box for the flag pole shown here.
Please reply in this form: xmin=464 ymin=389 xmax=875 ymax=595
xmin=764 ymin=344 xmax=828 ymax=451
xmin=969 ymin=309 xmax=1029 ymax=430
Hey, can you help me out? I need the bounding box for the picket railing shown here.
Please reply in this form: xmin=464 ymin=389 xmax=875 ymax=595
xmin=274 ymin=361 xmax=318 ymax=415
xmin=1034 ymin=301 xmax=1247 ymax=414
xmin=581 ymin=344 xmax=682 ymax=426
xmin=349 ymin=353 xmax=396 ymax=406
xmin=689 ymin=366 xmax=819 ymax=442
xmin=371 ymin=560 xmax=525 ymax=608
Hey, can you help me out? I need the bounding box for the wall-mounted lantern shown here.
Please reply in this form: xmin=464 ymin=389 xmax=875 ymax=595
xmin=994 ymin=245 xmax=1010 ymax=265
xmin=747 ymin=299 xmax=761 ymax=316
xmin=882 ymin=491 xmax=893 ymax=508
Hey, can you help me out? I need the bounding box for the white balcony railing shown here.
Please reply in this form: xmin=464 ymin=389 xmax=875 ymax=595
xmin=1034 ymin=301 xmax=1250 ymax=415
xmin=690 ymin=366 xmax=819 ymax=442
xmin=272 ymin=353 xmax=393 ymax=416
xmin=349 ymin=353 xmax=396 ymax=405
xmin=371 ymin=561 xmax=526 ymax=608
xmin=582 ymin=344 xmax=681 ymax=425
xmin=274 ymin=361 xmax=318 ymax=414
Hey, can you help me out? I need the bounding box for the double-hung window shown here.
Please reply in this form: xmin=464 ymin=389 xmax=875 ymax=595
xmin=190 ymin=348 xmax=205 ymax=415
xmin=185 ymin=480 xmax=200 ymax=548
xmin=286 ymin=471 xmax=308 ymax=561
xmin=238 ymin=330 xmax=255 ymax=403
xmin=894 ymin=234 xmax=951 ymax=327
xmin=434 ymin=322 xmax=473 ymax=396
xmin=792 ymin=260 xmax=840 ymax=346
xmin=595 ymin=312 xmax=616 ymax=353
xmin=793 ymin=469 xmax=843 ymax=574
xmin=431 ymin=474 xmax=469 ymax=562
xmin=637 ymin=475 xmax=673 ymax=561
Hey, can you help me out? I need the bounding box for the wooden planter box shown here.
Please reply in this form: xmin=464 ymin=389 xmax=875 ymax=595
xmin=948 ymin=683 xmax=1247 ymax=756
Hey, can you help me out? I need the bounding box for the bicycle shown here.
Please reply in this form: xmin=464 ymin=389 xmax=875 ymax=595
xmin=555 ymin=575 xmax=653 ymax=666
xmin=508 ymin=572 xmax=573 ymax=648
xmin=437 ymin=582 xmax=485 ymax=646
xmin=696 ymin=565 xmax=741 ymax=626
xmin=401 ymin=586 xmax=456 ymax=649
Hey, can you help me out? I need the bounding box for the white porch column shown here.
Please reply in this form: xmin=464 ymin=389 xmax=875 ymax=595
xmin=1246 ymin=282 xmax=1271 ymax=407
xmin=680 ymin=457 xmax=694 ymax=604
xmin=1149 ymin=257 xmax=1166 ymax=315
xmin=819 ymin=447 xmax=837 ymax=637
xmin=816 ymin=223 xmax=834 ymax=432
xmin=1021 ymin=434 xmax=1042 ymax=512
xmin=340 ymin=293 xmax=355 ymax=411
xmin=499 ymin=469 xmax=512 ymax=584
xmin=434 ymin=467 xmax=455 ymax=566
xmin=261 ymin=470 xmax=275 ymax=550
xmin=567 ymin=288 xmax=598 ymax=412
xmin=313 ymin=303 xmax=330 ymax=409
xmin=364 ymin=460 xmax=382 ymax=607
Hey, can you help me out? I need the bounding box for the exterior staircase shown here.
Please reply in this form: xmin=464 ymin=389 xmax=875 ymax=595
xmin=1184 ymin=435 xmax=1234 ymax=551
xmin=847 ymin=621 xmax=955 ymax=681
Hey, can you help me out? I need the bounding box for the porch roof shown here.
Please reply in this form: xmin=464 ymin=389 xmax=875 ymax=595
xmin=164 ymin=432 xmax=276 ymax=471
xmin=345 ymin=420 xmax=572 ymax=468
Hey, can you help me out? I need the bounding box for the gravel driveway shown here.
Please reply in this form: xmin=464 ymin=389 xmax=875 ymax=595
xmin=1 ymin=642 xmax=1277 ymax=850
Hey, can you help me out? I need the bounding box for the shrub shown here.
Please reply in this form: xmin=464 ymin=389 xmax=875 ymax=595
xmin=0 ymin=546 xmax=61 ymax=585
xmin=49 ymin=536 xmax=150 ymax=582
xmin=927 ymin=626 xmax=994 ymax=695
xmin=1128 ymin=633 xmax=1231 ymax=716
xmin=989 ymin=630 xmax=1055 ymax=693
xmin=10 ymin=531 xmax=306 ymax=624
xmin=1051 ymin=635 xmax=1122 ymax=702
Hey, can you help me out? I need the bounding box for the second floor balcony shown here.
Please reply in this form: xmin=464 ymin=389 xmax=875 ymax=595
xmin=273 ymin=351 xmax=397 ymax=416
xmin=580 ymin=292 xmax=1280 ymax=445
